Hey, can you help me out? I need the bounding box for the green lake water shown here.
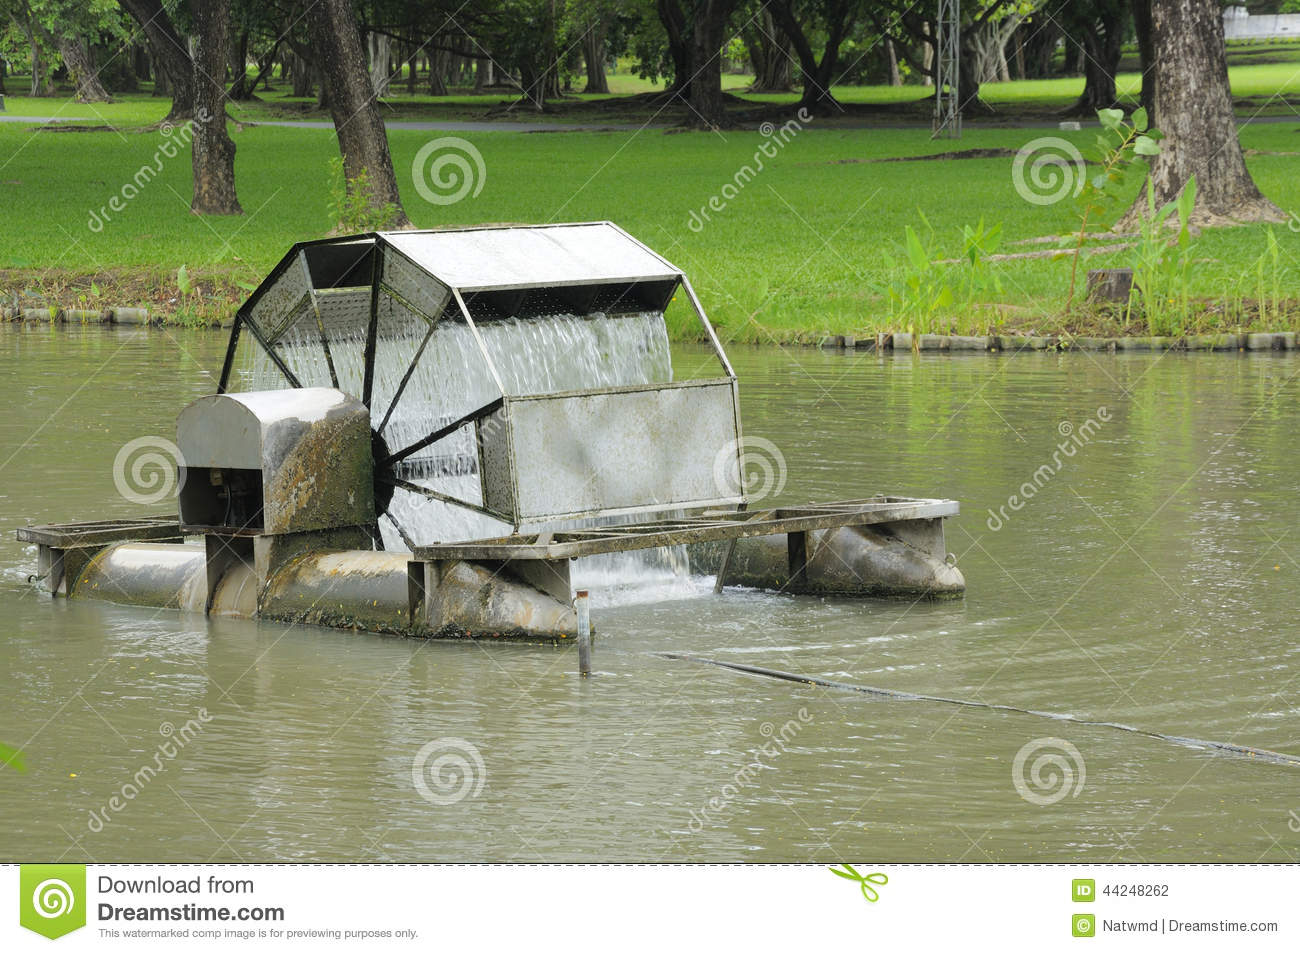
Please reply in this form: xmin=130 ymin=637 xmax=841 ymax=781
xmin=2 ymin=325 xmax=1297 ymax=861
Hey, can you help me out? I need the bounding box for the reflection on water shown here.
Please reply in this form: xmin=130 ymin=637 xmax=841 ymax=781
xmin=1 ymin=325 xmax=1298 ymax=861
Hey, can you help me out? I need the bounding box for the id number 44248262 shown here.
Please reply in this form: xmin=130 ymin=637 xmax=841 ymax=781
xmin=1102 ymin=884 xmax=1170 ymax=898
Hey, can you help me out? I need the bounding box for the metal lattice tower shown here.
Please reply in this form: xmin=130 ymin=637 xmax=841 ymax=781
xmin=933 ymin=0 xmax=961 ymax=138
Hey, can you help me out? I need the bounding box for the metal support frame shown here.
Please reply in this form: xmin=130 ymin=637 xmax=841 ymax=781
xmin=411 ymin=497 xmax=960 ymax=562
xmin=380 ymin=397 xmax=504 ymax=470
xmin=300 ymin=249 xmax=340 ymax=389
xmin=17 ymin=518 xmax=185 ymax=595
xmin=933 ymin=0 xmax=961 ymax=139
xmin=787 ymin=530 xmax=809 ymax=590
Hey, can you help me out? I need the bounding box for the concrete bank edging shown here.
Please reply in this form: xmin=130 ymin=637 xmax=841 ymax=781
xmin=4 ymin=308 xmax=1296 ymax=352
xmin=1 ymin=305 xmax=233 ymax=328
xmin=815 ymin=331 xmax=1298 ymax=354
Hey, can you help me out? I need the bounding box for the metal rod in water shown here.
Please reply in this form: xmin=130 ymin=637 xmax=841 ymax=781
xmin=575 ymin=589 xmax=592 ymax=677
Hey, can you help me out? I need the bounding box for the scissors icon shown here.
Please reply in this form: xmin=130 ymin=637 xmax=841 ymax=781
xmin=829 ymin=864 xmax=888 ymax=902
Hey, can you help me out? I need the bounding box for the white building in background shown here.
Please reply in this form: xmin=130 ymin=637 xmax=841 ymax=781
xmin=1223 ymin=6 xmax=1300 ymax=39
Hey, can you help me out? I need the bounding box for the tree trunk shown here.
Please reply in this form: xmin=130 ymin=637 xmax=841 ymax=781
xmin=514 ymin=2 xmax=561 ymax=109
xmin=23 ymin=18 xmax=51 ymax=97
xmin=1069 ymin=14 xmax=1124 ymax=114
xmin=957 ymin=25 xmax=994 ymax=116
xmin=429 ymin=45 xmax=450 ymax=96
xmin=133 ymin=44 xmax=151 ymax=86
xmin=1079 ymin=31 xmax=1119 ymax=110
xmin=1133 ymin=0 xmax=1156 ymax=121
xmin=582 ymin=23 xmax=610 ymax=94
xmin=227 ymin=31 xmax=250 ymax=98
xmin=311 ymin=0 xmax=410 ymax=227
xmin=886 ymin=38 xmax=902 ymax=86
xmin=57 ymin=37 xmax=113 ymax=102
xmin=655 ymin=0 xmax=692 ymax=97
xmin=1119 ymin=0 xmax=1284 ymax=227
xmin=402 ymin=45 xmax=412 ymax=91
xmin=154 ymin=55 xmax=170 ymax=96
xmin=767 ymin=0 xmax=850 ymax=115
xmin=0 ymin=57 xmax=7 ymax=96
xmin=190 ymin=0 xmax=242 ymax=216
xmin=922 ymin=20 xmax=933 ymax=86
xmin=687 ymin=0 xmax=735 ymax=127
xmin=517 ymin=54 xmax=555 ymax=109
xmin=368 ymin=32 xmax=392 ymax=97
xmin=746 ymin=7 xmax=793 ymax=93
xmin=1019 ymin=12 xmax=1060 ymax=79
xmin=119 ymin=0 xmax=195 ymax=120
xmin=231 ymin=36 xmax=279 ymax=100
xmin=291 ymin=50 xmax=314 ymax=97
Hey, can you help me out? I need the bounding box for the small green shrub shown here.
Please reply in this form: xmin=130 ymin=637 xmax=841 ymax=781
xmin=1063 ymin=107 xmax=1161 ymax=308
xmin=327 ymin=157 xmax=399 ymax=233
xmin=1127 ymin=176 xmax=1196 ymax=336
xmin=884 ymin=213 xmax=1002 ymax=336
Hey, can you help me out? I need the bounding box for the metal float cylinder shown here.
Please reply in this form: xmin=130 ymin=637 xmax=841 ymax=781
xmin=691 ymin=523 xmax=965 ymax=597
xmin=75 ymin=543 xmax=208 ymax=611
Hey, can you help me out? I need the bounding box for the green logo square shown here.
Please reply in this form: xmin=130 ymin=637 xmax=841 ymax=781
xmin=19 ymin=865 xmax=86 ymax=939
xmin=1072 ymin=878 xmax=1095 ymax=902
xmin=1072 ymin=913 xmax=1096 ymax=938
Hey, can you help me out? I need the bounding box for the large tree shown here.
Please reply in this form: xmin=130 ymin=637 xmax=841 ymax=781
xmin=686 ymin=0 xmax=739 ymax=126
xmin=765 ymin=0 xmax=858 ymax=114
xmin=190 ymin=0 xmax=243 ymax=215
xmin=118 ymin=0 xmax=194 ymax=120
xmin=56 ymin=36 xmax=113 ymax=102
xmin=1119 ymin=0 xmax=1283 ymax=226
xmin=1062 ymin=0 xmax=1129 ymax=115
xmin=310 ymin=0 xmax=410 ymax=226
xmin=744 ymin=3 xmax=792 ymax=92
xmin=18 ymin=0 xmax=121 ymax=100
xmin=654 ymin=0 xmax=740 ymax=127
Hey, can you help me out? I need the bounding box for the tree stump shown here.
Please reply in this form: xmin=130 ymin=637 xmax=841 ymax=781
xmin=1086 ymin=268 xmax=1134 ymax=303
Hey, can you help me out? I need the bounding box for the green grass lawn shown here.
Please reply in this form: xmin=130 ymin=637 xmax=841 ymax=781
xmin=2 ymin=77 xmax=1299 ymax=342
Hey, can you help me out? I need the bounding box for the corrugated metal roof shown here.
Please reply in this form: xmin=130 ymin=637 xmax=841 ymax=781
xmin=378 ymin=222 xmax=680 ymax=291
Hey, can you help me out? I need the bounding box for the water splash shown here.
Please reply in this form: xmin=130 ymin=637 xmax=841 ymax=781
xmin=234 ymin=308 xmax=692 ymax=600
